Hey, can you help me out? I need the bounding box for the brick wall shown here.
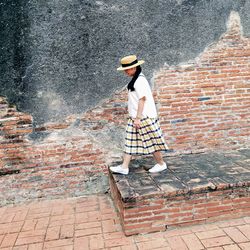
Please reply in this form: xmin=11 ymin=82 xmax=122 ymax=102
xmin=0 ymin=11 xmax=250 ymax=205
xmin=154 ymin=12 xmax=250 ymax=154
xmin=0 ymin=87 xmax=128 ymax=205
xmin=109 ymin=172 xmax=250 ymax=236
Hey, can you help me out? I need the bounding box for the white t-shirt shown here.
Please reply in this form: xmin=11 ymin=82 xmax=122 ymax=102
xmin=128 ymin=73 xmax=158 ymax=118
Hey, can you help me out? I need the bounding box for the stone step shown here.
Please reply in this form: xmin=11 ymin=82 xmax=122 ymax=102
xmin=109 ymin=149 xmax=250 ymax=236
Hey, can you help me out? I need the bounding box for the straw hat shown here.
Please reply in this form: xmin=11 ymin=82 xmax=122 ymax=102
xmin=117 ymin=55 xmax=145 ymax=71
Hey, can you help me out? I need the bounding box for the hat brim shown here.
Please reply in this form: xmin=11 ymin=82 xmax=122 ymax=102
xmin=117 ymin=60 xmax=145 ymax=71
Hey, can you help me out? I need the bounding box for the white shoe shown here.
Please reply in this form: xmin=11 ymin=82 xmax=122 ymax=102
xmin=110 ymin=165 xmax=129 ymax=175
xmin=149 ymin=162 xmax=167 ymax=173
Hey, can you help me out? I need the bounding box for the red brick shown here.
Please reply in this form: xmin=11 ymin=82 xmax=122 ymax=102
xmin=27 ymin=243 xmax=43 ymax=250
xmin=237 ymin=225 xmax=250 ymax=240
xmin=104 ymin=237 xmax=133 ymax=248
xmin=75 ymin=227 xmax=102 ymax=237
xmin=1 ymin=233 xmax=18 ymax=248
xmin=74 ymin=237 xmax=89 ymax=250
xmin=181 ymin=233 xmax=204 ymax=250
xmin=60 ymin=224 xmax=74 ymax=239
xmin=223 ymin=227 xmax=248 ymax=243
xmin=223 ymin=244 xmax=242 ymax=250
xmin=166 ymin=236 xmax=188 ymax=250
xmin=43 ymin=239 xmax=73 ymax=249
xmin=239 ymin=242 xmax=250 ymax=250
xmin=15 ymin=235 xmax=44 ymax=246
xmin=201 ymin=236 xmax=234 ymax=248
xmin=196 ymin=229 xmax=226 ymax=240
xmin=45 ymin=226 xmax=60 ymax=241
xmin=89 ymin=235 xmax=104 ymax=249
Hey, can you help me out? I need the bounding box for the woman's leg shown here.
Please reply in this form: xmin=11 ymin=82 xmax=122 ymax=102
xmin=109 ymin=153 xmax=132 ymax=175
xmin=149 ymin=151 xmax=167 ymax=173
xmin=122 ymin=153 xmax=132 ymax=168
xmin=152 ymin=151 xmax=165 ymax=165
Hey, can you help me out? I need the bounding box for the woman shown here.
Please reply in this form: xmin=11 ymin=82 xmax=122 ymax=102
xmin=110 ymin=55 xmax=168 ymax=175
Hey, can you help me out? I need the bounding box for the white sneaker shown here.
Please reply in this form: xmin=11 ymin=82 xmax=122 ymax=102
xmin=149 ymin=162 xmax=167 ymax=173
xmin=110 ymin=165 xmax=129 ymax=175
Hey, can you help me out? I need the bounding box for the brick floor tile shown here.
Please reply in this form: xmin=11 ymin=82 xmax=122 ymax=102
xmin=223 ymin=227 xmax=248 ymax=243
xmin=28 ymin=208 xmax=51 ymax=217
xmin=46 ymin=246 xmax=73 ymax=250
xmin=189 ymin=225 xmax=207 ymax=233
xmin=89 ymin=235 xmax=105 ymax=249
xmin=13 ymin=211 xmax=29 ymax=222
xmin=223 ymin=244 xmax=241 ymax=250
xmin=49 ymin=218 xmax=75 ymax=227
xmin=216 ymin=218 xmax=246 ymax=228
xmin=75 ymin=221 xmax=101 ymax=230
xmin=26 ymin=212 xmax=50 ymax=220
xmin=75 ymin=212 xmax=89 ymax=223
xmin=165 ymin=228 xmax=193 ymax=238
xmin=51 ymin=207 xmax=64 ymax=216
xmin=45 ymin=226 xmax=60 ymax=241
xmin=75 ymin=205 xmax=99 ymax=213
xmin=101 ymin=213 xmax=119 ymax=221
xmin=204 ymin=224 xmax=219 ymax=231
xmin=87 ymin=211 xmax=102 ymax=222
xmin=166 ymin=236 xmax=188 ymax=250
xmin=50 ymin=214 xmax=74 ymax=222
xmin=134 ymin=232 xmax=165 ymax=243
xmin=43 ymin=238 xmax=73 ymax=249
xmin=15 ymin=235 xmax=44 ymax=246
xmin=22 ymin=220 xmax=37 ymax=232
xmin=109 ymin=247 xmax=121 ymax=250
xmin=206 ymin=247 xmax=223 ymax=250
xmin=196 ymin=229 xmax=226 ymax=240
xmin=74 ymin=237 xmax=89 ymax=250
xmin=104 ymin=237 xmax=133 ymax=248
xmin=121 ymin=245 xmax=138 ymax=250
xmin=0 ymin=213 xmax=15 ymax=223
xmin=1 ymin=233 xmax=18 ymax=248
xmin=35 ymin=217 xmax=50 ymax=230
xmin=0 ymin=234 xmax=4 ymax=244
xmin=136 ymin=238 xmax=170 ymax=250
xmin=103 ymin=231 xmax=125 ymax=240
xmin=102 ymin=219 xmax=117 ymax=233
xmin=27 ymin=242 xmax=44 ymax=250
xmin=0 ymin=221 xmax=24 ymax=234
xmin=239 ymin=242 xmax=250 ymax=250
xmin=201 ymin=236 xmax=233 ymax=248
xmin=20 ymin=229 xmax=46 ymax=237
xmin=181 ymin=233 xmax=204 ymax=250
xmin=13 ymin=245 xmax=28 ymax=250
xmin=60 ymin=224 xmax=74 ymax=239
xmin=75 ymin=227 xmax=102 ymax=237
xmin=237 ymin=225 xmax=250 ymax=240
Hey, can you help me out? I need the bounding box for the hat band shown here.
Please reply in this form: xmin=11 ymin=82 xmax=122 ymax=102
xmin=122 ymin=59 xmax=138 ymax=68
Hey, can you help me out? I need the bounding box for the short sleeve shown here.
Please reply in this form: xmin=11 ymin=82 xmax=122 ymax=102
xmin=134 ymin=76 xmax=149 ymax=99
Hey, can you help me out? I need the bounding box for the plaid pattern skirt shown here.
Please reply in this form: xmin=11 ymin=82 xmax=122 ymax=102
xmin=124 ymin=117 xmax=168 ymax=155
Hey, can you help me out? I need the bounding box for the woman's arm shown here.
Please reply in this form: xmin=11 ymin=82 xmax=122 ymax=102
xmin=133 ymin=96 xmax=146 ymax=129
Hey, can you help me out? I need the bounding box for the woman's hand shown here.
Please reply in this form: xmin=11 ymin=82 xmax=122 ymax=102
xmin=133 ymin=118 xmax=141 ymax=129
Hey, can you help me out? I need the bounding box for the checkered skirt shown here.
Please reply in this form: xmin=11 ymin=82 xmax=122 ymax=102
xmin=124 ymin=117 xmax=168 ymax=155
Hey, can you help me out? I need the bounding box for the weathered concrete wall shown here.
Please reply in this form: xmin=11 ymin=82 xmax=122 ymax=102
xmin=0 ymin=0 xmax=249 ymax=124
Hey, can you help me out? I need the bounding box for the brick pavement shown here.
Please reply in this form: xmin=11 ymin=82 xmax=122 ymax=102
xmin=0 ymin=195 xmax=249 ymax=250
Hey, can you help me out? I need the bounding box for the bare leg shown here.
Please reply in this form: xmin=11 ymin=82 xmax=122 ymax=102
xmin=122 ymin=153 xmax=132 ymax=169
xmin=153 ymin=151 xmax=165 ymax=165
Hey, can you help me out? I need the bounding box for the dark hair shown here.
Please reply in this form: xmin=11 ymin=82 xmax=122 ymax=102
xmin=127 ymin=66 xmax=142 ymax=92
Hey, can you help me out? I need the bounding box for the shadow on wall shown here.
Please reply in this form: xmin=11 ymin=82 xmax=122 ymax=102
xmin=0 ymin=0 xmax=249 ymax=124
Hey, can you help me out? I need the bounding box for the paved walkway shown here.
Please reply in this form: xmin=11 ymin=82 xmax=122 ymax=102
xmin=0 ymin=195 xmax=249 ymax=250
